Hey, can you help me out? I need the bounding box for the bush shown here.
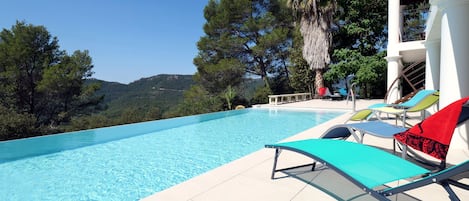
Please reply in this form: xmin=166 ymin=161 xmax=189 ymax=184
xmin=251 ymin=86 xmax=273 ymax=105
xmin=0 ymin=106 xmax=37 ymax=140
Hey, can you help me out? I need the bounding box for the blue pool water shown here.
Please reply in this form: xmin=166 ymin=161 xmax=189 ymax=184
xmin=0 ymin=108 xmax=343 ymax=200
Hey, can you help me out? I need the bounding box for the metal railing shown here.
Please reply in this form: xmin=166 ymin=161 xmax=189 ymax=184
xmin=401 ymin=5 xmax=429 ymax=42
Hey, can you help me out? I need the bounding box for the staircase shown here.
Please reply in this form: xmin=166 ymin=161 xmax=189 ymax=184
xmin=385 ymin=59 xmax=426 ymax=103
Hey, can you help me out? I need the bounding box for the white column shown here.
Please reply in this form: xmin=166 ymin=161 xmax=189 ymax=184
xmin=386 ymin=0 xmax=402 ymax=103
xmin=399 ymin=5 xmax=406 ymax=40
xmin=424 ymin=40 xmax=440 ymax=90
xmin=438 ymin=0 xmax=469 ymax=151
xmin=388 ymin=0 xmax=400 ymax=46
xmin=385 ymin=56 xmax=402 ymax=103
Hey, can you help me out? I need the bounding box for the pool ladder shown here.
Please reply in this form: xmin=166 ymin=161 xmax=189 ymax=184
xmin=347 ymin=83 xmax=357 ymax=112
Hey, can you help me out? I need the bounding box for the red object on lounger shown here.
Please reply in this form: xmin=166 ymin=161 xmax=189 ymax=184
xmin=394 ymin=96 xmax=469 ymax=161
xmin=318 ymin=87 xmax=327 ymax=97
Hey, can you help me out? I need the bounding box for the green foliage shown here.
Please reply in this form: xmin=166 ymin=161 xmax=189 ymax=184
xmin=288 ymin=27 xmax=313 ymax=93
xmin=167 ymin=85 xmax=223 ymax=117
xmin=66 ymin=114 xmax=111 ymax=132
xmin=224 ymin=85 xmax=236 ymax=110
xmin=0 ymin=21 xmax=102 ymax=140
xmin=322 ymin=0 xmax=388 ymax=98
xmin=38 ymin=50 xmax=102 ymax=125
xmin=0 ymin=105 xmax=36 ymax=140
xmin=0 ymin=21 xmax=61 ymax=114
xmin=333 ymin=0 xmax=388 ymax=54
xmin=194 ymin=58 xmax=244 ymax=94
xmin=251 ymin=85 xmax=273 ymax=105
xmin=326 ymin=49 xmax=387 ymax=98
xmin=119 ymin=107 xmax=147 ymax=124
xmin=289 ymin=64 xmax=313 ymax=93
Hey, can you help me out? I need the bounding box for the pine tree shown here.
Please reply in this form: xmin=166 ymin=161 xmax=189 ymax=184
xmin=0 ymin=21 xmax=102 ymax=139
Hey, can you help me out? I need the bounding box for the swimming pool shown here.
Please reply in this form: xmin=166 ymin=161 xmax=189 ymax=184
xmin=0 ymin=108 xmax=344 ymax=200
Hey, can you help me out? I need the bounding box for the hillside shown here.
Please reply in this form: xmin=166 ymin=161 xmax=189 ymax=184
xmin=92 ymin=74 xmax=194 ymax=118
xmin=88 ymin=74 xmax=265 ymax=121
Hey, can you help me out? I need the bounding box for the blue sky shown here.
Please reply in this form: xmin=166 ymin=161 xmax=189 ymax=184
xmin=0 ymin=1 xmax=207 ymax=84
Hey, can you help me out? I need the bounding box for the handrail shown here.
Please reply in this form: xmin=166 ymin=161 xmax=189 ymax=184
xmin=351 ymin=83 xmax=357 ymax=111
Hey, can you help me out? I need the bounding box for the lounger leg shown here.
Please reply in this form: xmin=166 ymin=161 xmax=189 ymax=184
xmin=441 ymin=181 xmax=461 ymax=201
xmin=270 ymin=148 xmax=318 ymax=179
xmin=402 ymin=111 xmax=407 ymax=127
xmin=347 ymin=127 xmax=361 ymax=143
xmin=401 ymin=144 xmax=407 ymax=159
xmin=271 ymin=148 xmax=280 ymax=179
xmin=447 ymin=179 xmax=469 ymax=191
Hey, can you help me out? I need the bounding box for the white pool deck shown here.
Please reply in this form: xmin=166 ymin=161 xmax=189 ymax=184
xmin=143 ymin=99 xmax=469 ymax=201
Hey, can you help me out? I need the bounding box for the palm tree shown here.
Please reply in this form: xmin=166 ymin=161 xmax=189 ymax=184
xmin=285 ymin=0 xmax=336 ymax=94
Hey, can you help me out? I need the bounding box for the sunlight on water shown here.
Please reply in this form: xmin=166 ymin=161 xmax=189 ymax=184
xmin=0 ymin=108 xmax=343 ymax=200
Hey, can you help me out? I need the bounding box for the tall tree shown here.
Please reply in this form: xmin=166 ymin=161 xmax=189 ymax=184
xmin=38 ymin=50 xmax=102 ymax=126
xmin=288 ymin=26 xmax=314 ymax=94
xmin=325 ymin=0 xmax=388 ymax=98
xmin=0 ymin=21 xmax=62 ymax=115
xmin=284 ymin=0 xmax=336 ymax=94
xmin=0 ymin=21 xmax=102 ymax=139
xmin=194 ymin=0 xmax=294 ymax=93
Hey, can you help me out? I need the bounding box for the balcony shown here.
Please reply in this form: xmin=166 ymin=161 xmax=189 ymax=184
xmin=398 ymin=3 xmax=429 ymax=63
xmin=401 ymin=3 xmax=429 ymax=42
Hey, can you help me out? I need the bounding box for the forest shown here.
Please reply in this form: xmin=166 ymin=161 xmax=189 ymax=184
xmin=0 ymin=0 xmax=427 ymax=140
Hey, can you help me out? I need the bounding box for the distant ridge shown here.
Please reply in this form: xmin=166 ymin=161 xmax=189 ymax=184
xmin=88 ymin=74 xmax=194 ymax=118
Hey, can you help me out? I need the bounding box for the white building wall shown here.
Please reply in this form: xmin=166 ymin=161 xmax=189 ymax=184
xmin=438 ymin=0 xmax=469 ymax=107
xmin=424 ymin=40 xmax=440 ymax=90
xmin=438 ymin=0 xmax=469 ymax=151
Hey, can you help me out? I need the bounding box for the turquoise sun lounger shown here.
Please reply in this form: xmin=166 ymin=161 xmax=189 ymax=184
xmin=266 ymin=139 xmax=469 ymax=201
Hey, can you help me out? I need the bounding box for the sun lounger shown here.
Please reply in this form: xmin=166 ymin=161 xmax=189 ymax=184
xmin=266 ymin=96 xmax=469 ymax=200
xmin=321 ymin=121 xmax=406 ymax=154
xmin=345 ymin=109 xmax=374 ymax=123
xmin=347 ymin=90 xmax=439 ymax=125
xmin=266 ymin=139 xmax=469 ymax=201
xmin=376 ymin=93 xmax=439 ymax=125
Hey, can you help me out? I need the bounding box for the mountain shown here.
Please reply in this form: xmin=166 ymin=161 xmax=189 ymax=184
xmin=91 ymin=74 xmax=194 ymax=118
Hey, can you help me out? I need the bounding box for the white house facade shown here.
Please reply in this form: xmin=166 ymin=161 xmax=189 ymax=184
xmin=387 ymin=0 xmax=469 ymax=152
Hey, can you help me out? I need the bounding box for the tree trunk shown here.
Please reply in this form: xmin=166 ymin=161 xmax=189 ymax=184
xmin=262 ymin=75 xmax=270 ymax=90
xmin=314 ymin=69 xmax=324 ymax=97
xmin=299 ymin=12 xmax=332 ymax=99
